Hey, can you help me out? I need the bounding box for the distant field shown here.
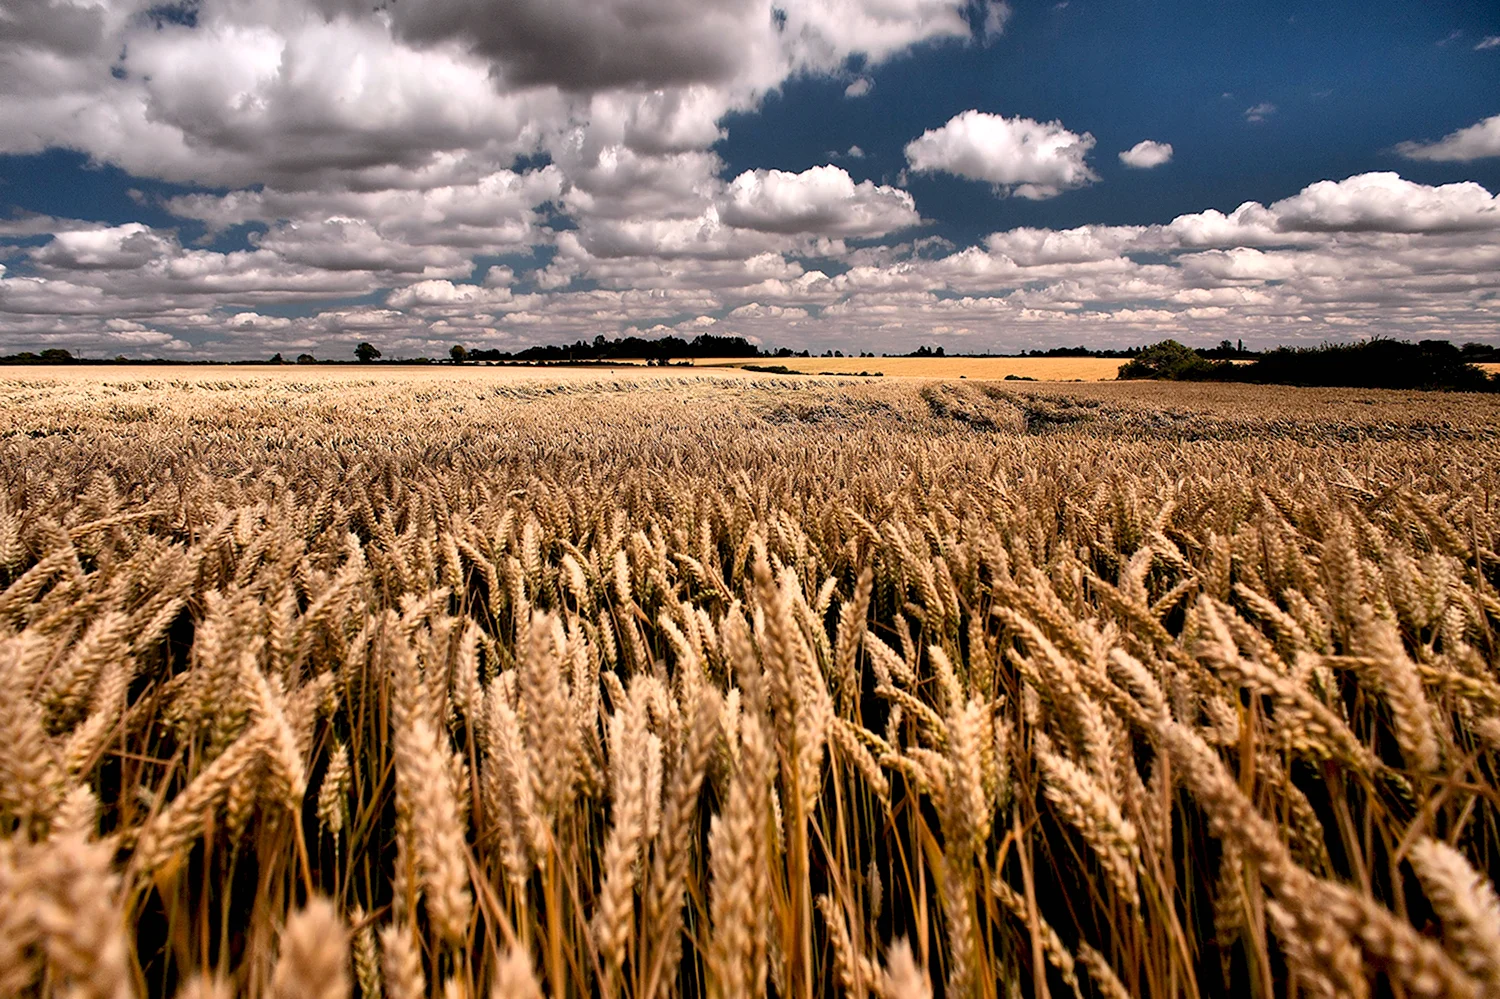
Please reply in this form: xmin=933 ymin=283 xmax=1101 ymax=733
xmin=0 ymin=358 xmax=1126 ymax=384
xmin=698 ymin=355 xmax=1125 ymax=379
xmin=0 ymin=362 xmax=740 ymax=384
xmin=1479 ymin=362 xmax=1500 ymax=376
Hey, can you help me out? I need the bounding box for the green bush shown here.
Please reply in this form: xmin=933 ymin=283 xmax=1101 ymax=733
xmin=1117 ymin=340 xmax=1224 ymax=380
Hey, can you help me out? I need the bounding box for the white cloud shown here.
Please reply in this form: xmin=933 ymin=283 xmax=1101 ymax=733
xmin=717 ymin=165 xmax=919 ymax=237
xmin=982 ymin=1 xmax=1013 ymax=38
xmin=579 ymin=88 xmax=731 ymax=156
xmin=844 ymin=77 xmax=873 ymax=98
xmin=250 ymin=218 xmax=472 ymax=277
xmin=1266 ymin=173 xmax=1500 ymax=233
xmin=1157 ymin=203 xmax=1293 ymax=248
xmin=904 ymin=110 xmax=1098 ymax=198
xmin=1395 ymin=114 xmax=1500 ymax=162
xmin=776 ymin=0 xmax=979 ymax=70
xmin=0 ymin=0 xmax=993 ymax=195
xmin=0 ymin=8 xmax=554 ymax=189
xmin=386 ymin=280 xmax=526 ymax=311
xmin=1244 ymin=102 xmax=1276 ymax=123
xmin=846 ymin=145 xmax=866 ymax=158
xmin=226 ymin=312 xmax=296 ymax=332
xmin=1477 ymin=36 xmax=1500 ymax=50
xmin=167 ymin=167 xmax=564 ymax=260
xmin=1119 ymin=140 xmax=1174 ymax=169
xmin=29 ymin=224 xmax=174 ymax=270
xmin=984 ymin=226 xmax=1143 ymax=266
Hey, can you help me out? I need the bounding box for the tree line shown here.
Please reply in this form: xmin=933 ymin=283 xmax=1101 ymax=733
xmin=1119 ymin=338 xmax=1500 ymax=391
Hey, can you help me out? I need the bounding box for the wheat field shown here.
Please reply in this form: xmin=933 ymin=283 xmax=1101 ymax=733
xmin=695 ymin=357 xmax=1125 ymax=380
xmin=2 ymin=371 xmax=1499 ymax=999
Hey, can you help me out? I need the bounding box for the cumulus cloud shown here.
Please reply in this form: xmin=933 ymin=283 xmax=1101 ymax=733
xmin=1395 ymin=114 xmax=1500 ymax=162
xmin=1119 ymin=140 xmax=1173 ymax=169
xmin=386 ymin=279 xmax=527 ymax=311
xmin=984 ymin=226 xmax=1142 ymax=265
xmin=904 ymin=110 xmax=1098 ymax=198
xmin=390 ymin=0 xmax=988 ymax=93
xmin=567 ymin=211 xmax=791 ymax=261
xmin=717 ymin=166 xmax=919 ymax=237
xmin=845 ymin=77 xmax=873 ymax=98
xmin=389 ymin=0 xmax=778 ymax=91
xmin=165 ymin=167 xmax=563 ymax=254
xmin=0 ymin=7 xmax=555 ymax=189
xmin=1244 ymin=102 xmax=1276 ymax=123
xmin=28 ymin=224 xmax=174 ymax=271
xmin=1266 ymin=173 xmax=1500 ymax=233
xmin=250 ymin=218 xmax=472 ymax=277
xmin=0 ymin=0 xmax=993 ymax=194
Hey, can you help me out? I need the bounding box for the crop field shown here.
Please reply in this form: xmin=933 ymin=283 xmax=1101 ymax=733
xmin=2 ymin=370 xmax=1499 ymax=999
xmin=697 ymin=356 xmax=1126 ymax=380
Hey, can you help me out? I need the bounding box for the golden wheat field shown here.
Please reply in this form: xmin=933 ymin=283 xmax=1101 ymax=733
xmin=3 ymin=369 xmax=1500 ymax=999
xmin=696 ymin=357 xmax=1126 ymax=380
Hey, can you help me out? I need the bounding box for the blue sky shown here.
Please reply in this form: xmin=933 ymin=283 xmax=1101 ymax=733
xmin=1 ymin=0 xmax=1497 ymax=357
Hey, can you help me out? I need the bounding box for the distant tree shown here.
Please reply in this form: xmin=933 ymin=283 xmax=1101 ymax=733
xmin=450 ymin=344 xmax=468 ymax=362
xmin=355 ymin=342 xmax=381 ymax=363
xmin=1118 ymin=339 xmax=1217 ymax=380
xmin=39 ymin=348 xmax=73 ymax=363
xmin=269 ymin=352 xmax=284 ymax=364
xmin=297 ymin=353 xmax=317 ymax=364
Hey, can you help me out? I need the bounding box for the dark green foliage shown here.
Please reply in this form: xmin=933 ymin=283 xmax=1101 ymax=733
xmin=0 ymin=348 xmax=74 ymax=364
xmin=1120 ymin=337 xmax=1499 ymax=391
xmin=1239 ymin=338 xmax=1496 ymax=390
xmin=1117 ymin=339 xmax=1226 ymax=381
xmin=460 ymin=332 xmax=761 ymax=364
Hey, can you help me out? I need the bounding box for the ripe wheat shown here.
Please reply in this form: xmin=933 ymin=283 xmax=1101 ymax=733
xmin=0 ymin=370 xmax=1497 ymax=997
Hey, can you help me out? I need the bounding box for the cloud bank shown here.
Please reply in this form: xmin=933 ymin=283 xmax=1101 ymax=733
xmin=0 ymin=1 xmax=1495 ymax=358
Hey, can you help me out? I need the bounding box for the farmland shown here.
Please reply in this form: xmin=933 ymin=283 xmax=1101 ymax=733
xmin=2 ymin=369 xmax=1499 ymax=999
xmin=697 ymin=356 xmax=1126 ymax=380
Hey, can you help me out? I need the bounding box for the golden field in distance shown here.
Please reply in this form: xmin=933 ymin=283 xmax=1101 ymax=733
xmin=8 ymin=353 xmax=1480 ymax=384
xmin=0 ymin=356 xmax=1125 ymax=383
xmin=1 ymin=370 xmax=1498 ymax=999
xmin=697 ymin=355 xmax=1127 ymax=380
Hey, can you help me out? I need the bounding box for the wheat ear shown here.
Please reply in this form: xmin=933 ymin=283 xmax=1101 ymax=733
xmin=273 ymin=896 xmax=351 ymax=999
